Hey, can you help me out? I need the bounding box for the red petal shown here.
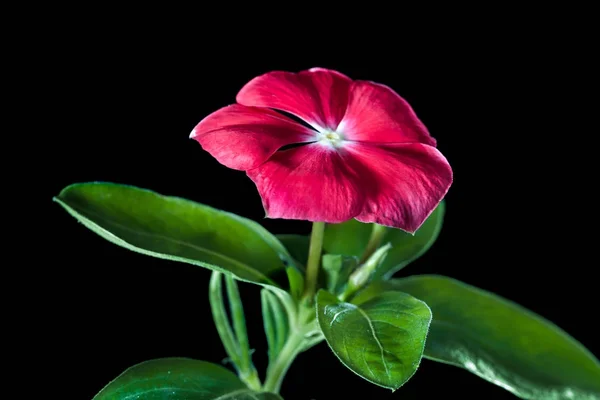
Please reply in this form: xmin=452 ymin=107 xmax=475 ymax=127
xmin=339 ymin=81 xmax=437 ymax=146
xmin=246 ymin=143 xmax=365 ymax=223
xmin=190 ymin=104 xmax=315 ymax=170
xmin=347 ymin=142 xmax=452 ymax=233
xmin=236 ymin=68 xmax=352 ymax=131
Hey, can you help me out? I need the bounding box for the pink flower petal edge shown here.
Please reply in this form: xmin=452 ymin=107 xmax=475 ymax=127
xmin=190 ymin=104 xmax=315 ymax=170
xmin=347 ymin=142 xmax=452 ymax=233
xmin=237 ymin=68 xmax=352 ymax=131
xmin=246 ymin=143 xmax=366 ymax=223
xmin=237 ymin=67 xmax=436 ymax=146
xmin=339 ymin=80 xmax=437 ymax=146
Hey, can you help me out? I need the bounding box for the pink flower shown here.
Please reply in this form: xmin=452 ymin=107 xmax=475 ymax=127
xmin=190 ymin=68 xmax=452 ymax=233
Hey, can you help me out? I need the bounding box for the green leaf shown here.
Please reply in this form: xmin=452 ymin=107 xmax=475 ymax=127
xmin=323 ymin=219 xmax=372 ymax=257
xmin=355 ymin=275 xmax=600 ymax=399
xmin=322 ymin=254 xmax=358 ymax=295
xmin=93 ymin=358 xmax=282 ymax=399
xmin=316 ymin=289 xmax=432 ymax=391
xmin=276 ymin=234 xmax=310 ymax=266
xmin=54 ymin=182 xmax=295 ymax=287
xmin=322 ymin=202 xmax=445 ymax=279
xmin=375 ymin=201 xmax=445 ymax=279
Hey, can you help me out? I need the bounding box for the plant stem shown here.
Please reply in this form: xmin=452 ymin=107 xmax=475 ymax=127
xmin=241 ymin=369 xmax=262 ymax=392
xmin=261 ymin=294 xmax=321 ymax=394
xmin=303 ymin=221 xmax=326 ymax=300
xmin=359 ymin=224 xmax=388 ymax=264
xmin=262 ymin=330 xmax=305 ymax=393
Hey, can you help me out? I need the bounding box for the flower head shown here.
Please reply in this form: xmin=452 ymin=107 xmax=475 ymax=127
xmin=190 ymin=68 xmax=452 ymax=233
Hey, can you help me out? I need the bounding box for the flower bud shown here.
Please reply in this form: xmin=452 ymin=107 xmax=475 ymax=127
xmin=343 ymin=243 xmax=392 ymax=299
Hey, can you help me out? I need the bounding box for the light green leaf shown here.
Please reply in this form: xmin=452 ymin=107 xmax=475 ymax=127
xmin=316 ymin=290 xmax=432 ymax=390
xmin=355 ymin=275 xmax=600 ymax=399
xmin=322 ymin=202 xmax=445 ymax=279
xmin=261 ymin=289 xmax=288 ymax=364
xmin=93 ymin=358 xmax=282 ymax=399
xmin=285 ymin=267 xmax=304 ymax=301
xmin=55 ymin=182 xmax=295 ymax=287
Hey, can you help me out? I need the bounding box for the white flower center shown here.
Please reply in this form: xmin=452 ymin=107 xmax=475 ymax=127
xmin=317 ymin=130 xmax=344 ymax=148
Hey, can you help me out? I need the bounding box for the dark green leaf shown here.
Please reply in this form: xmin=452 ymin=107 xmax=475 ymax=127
xmin=276 ymin=234 xmax=310 ymax=266
xmin=355 ymin=275 xmax=600 ymax=399
xmin=55 ymin=182 xmax=295 ymax=286
xmin=322 ymin=202 xmax=445 ymax=279
xmin=322 ymin=254 xmax=358 ymax=295
xmin=323 ymin=219 xmax=372 ymax=257
xmin=93 ymin=358 xmax=282 ymax=399
xmin=316 ymin=290 xmax=432 ymax=390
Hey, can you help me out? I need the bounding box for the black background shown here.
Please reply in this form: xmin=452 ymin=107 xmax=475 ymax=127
xmin=43 ymin=21 xmax=598 ymax=400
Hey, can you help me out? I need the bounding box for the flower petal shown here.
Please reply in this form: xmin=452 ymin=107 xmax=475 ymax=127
xmin=190 ymin=104 xmax=315 ymax=170
xmin=339 ymin=81 xmax=437 ymax=146
xmin=346 ymin=142 xmax=452 ymax=233
xmin=246 ymin=143 xmax=365 ymax=223
xmin=236 ymin=68 xmax=352 ymax=131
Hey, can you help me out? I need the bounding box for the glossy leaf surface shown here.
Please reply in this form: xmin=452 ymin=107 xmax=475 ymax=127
xmin=355 ymin=275 xmax=600 ymax=399
xmin=55 ymin=182 xmax=294 ymax=286
xmin=93 ymin=358 xmax=282 ymax=399
xmin=316 ymin=290 xmax=431 ymax=390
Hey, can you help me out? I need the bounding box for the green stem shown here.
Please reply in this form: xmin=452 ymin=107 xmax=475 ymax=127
xmin=241 ymin=370 xmax=262 ymax=392
xmin=262 ymin=330 xmax=305 ymax=393
xmin=359 ymin=224 xmax=388 ymax=264
xmin=262 ymin=299 xmax=319 ymax=393
xmin=303 ymin=221 xmax=326 ymax=300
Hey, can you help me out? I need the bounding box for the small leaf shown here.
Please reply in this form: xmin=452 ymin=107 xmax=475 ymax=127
xmin=261 ymin=290 xmax=277 ymax=363
xmin=285 ymin=267 xmax=304 ymax=301
xmin=209 ymin=272 xmax=242 ymax=371
xmin=322 ymin=202 xmax=445 ymax=279
xmin=355 ymin=275 xmax=600 ymax=399
xmin=316 ymin=290 xmax=432 ymax=390
xmin=321 ymin=254 xmax=358 ymax=295
xmin=261 ymin=289 xmax=288 ymax=363
xmin=93 ymin=358 xmax=282 ymax=399
xmin=54 ymin=182 xmax=295 ymax=287
xmin=276 ymin=234 xmax=310 ymax=266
